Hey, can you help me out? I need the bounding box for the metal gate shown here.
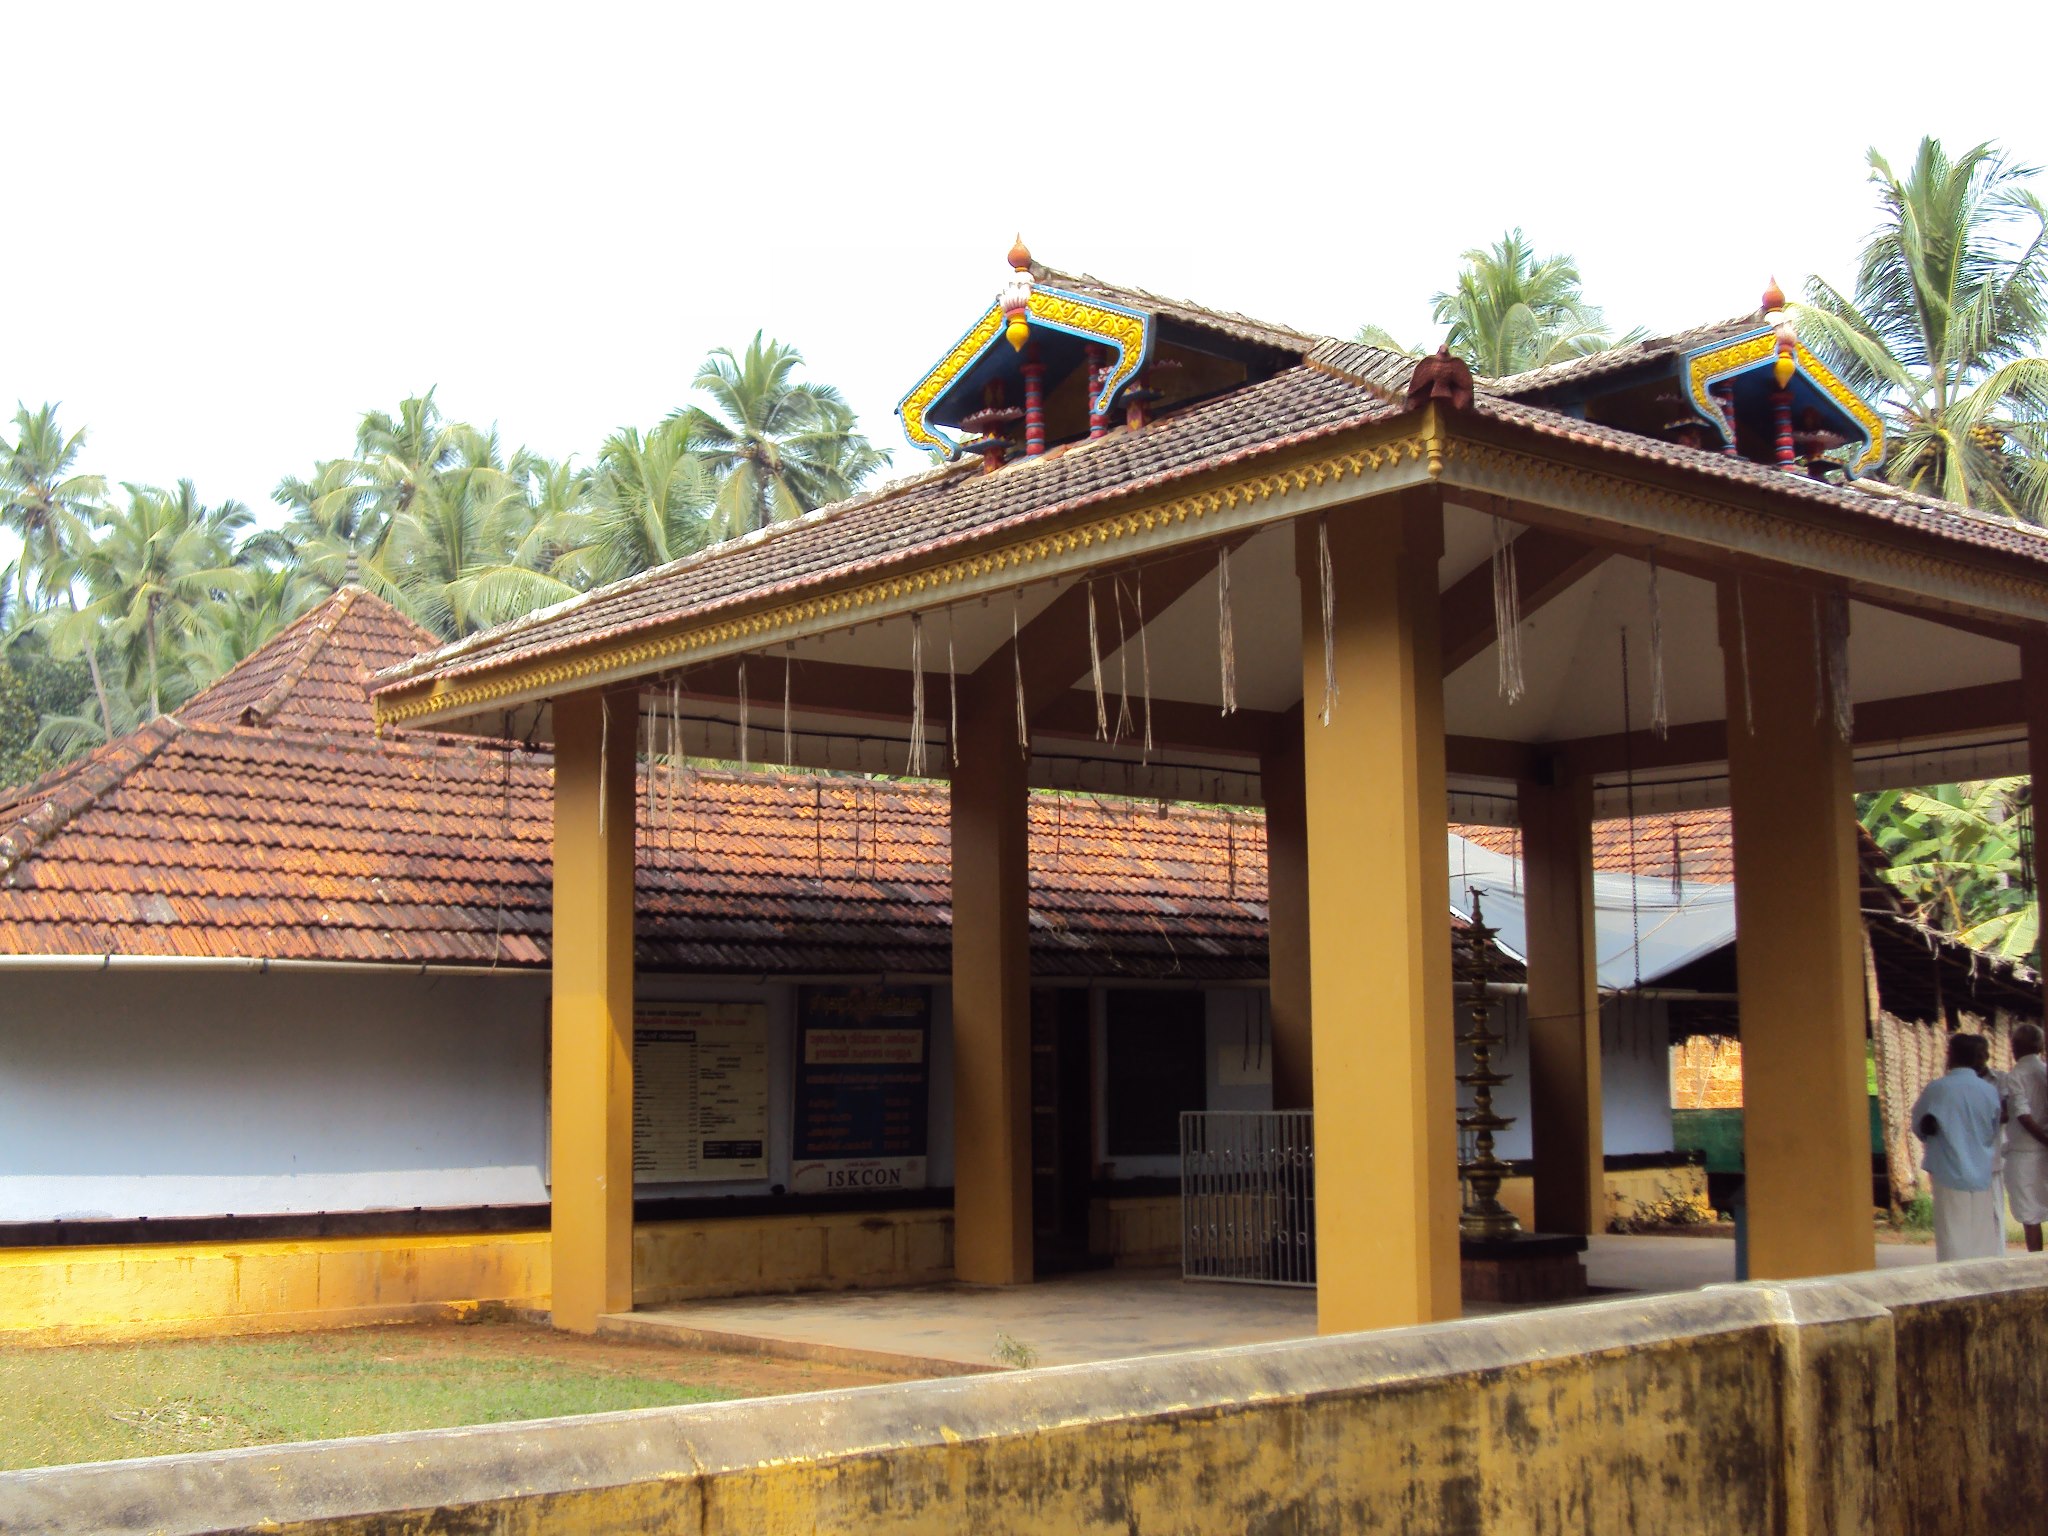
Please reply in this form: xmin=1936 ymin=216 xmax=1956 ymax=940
xmin=1179 ymin=1110 xmax=1315 ymax=1286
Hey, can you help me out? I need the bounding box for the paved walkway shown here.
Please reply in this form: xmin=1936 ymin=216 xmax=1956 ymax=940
xmin=601 ymin=1234 xmax=1950 ymax=1376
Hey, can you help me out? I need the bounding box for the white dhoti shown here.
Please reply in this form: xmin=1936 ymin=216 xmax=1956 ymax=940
xmin=1933 ymin=1182 xmax=2006 ymax=1262
xmin=2007 ymin=1149 xmax=2048 ymax=1226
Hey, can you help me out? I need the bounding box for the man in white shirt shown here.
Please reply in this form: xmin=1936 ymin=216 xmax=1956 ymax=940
xmin=2001 ymin=1023 xmax=2048 ymax=1253
xmin=1911 ymin=1032 xmax=2006 ymax=1262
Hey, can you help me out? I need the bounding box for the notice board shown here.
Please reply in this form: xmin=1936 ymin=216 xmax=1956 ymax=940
xmin=632 ymin=1001 xmax=768 ymax=1183
xmin=791 ymin=985 xmax=930 ymax=1194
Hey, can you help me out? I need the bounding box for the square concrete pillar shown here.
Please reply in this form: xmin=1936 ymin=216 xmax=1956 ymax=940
xmin=550 ymin=689 xmax=639 ymax=1331
xmin=1520 ymin=773 xmax=1604 ymax=1235
xmin=1721 ymin=576 xmax=1874 ymax=1279
xmin=1298 ymin=495 xmax=1460 ymax=1332
xmin=950 ymin=670 xmax=1034 ymax=1285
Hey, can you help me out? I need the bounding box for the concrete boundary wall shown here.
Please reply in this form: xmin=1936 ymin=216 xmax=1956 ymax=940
xmin=3 ymin=1261 xmax=2044 ymax=1534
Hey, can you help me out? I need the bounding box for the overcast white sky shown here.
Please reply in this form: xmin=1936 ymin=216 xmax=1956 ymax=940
xmin=6 ymin=1 xmax=2047 ymax=527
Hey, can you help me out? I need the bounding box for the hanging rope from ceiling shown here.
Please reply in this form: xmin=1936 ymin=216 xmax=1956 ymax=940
xmin=1492 ymin=518 xmax=1525 ymax=705
xmin=947 ymin=608 xmax=960 ymax=768
xmin=1087 ymin=579 xmax=1108 ymax=740
xmin=1113 ymin=576 xmax=1135 ymax=745
xmin=1647 ymin=553 xmax=1669 ymax=740
xmin=598 ymin=692 xmax=611 ymax=837
xmin=1733 ymin=578 xmax=1755 ymax=735
xmin=1137 ymin=567 xmax=1154 ymax=761
xmin=737 ymin=657 xmax=750 ymax=769
xmin=782 ymin=646 xmax=794 ymax=764
xmin=1619 ymin=628 xmax=1644 ymax=991
xmin=906 ymin=612 xmax=928 ymax=776
xmin=1013 ymin=593 xmax=1029 ymax=756
xmin=1318 ymin=516 xmax=1339 ymax=725
xmin=1217 ymin=546 xmax=1238 ymax=716
xmin=1822 ymin=589 xmax=1853 ymax=741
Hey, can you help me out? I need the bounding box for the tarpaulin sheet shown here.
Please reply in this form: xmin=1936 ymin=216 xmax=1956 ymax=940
xmin=1446 ymin=833 xmax=1736 ymax=988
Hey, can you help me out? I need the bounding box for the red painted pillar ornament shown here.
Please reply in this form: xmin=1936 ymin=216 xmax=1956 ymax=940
xmin=1002 ymin=236 xmax=1034 ymax=352
xmin=1714 ymin=386 xmax=1740 ymax=457
xmin=1023 ymin=346 xmax=1046 ymax=457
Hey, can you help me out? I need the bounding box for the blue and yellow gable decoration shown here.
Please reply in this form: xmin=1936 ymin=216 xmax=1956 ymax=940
xmin=898 ymin=241 xmax=1154 ymax=457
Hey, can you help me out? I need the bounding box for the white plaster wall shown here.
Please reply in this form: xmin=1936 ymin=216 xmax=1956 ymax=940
xmin=0 ymin=970 xmax=550 ymax=1221
xmin=1480 ymin=996 xmax=1675 ymax=1161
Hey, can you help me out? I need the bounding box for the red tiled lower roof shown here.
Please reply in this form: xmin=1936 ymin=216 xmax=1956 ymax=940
xmin=0 ymin=719 xmax=1266 ymax=980
xmin=1454 ymin=809 xmax=1734 ymax=885
xmin=182 ymin=587 xmax=438 ymax=733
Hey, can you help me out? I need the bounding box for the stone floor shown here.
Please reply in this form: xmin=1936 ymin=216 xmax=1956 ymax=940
xmin=601 ymin=1234 xmax=1952 ymax=1375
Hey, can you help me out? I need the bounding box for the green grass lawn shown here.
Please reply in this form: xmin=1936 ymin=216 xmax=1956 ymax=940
xmin=0 ymin=1323 xmax=739 ymax=1472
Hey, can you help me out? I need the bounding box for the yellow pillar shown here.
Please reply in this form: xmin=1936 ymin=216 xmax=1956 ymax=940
xmin=550 ymin=689 xmax=638 ymax=1331
xmin=2025 ymin=638 xmax=2048 ymax=1029
xmin=1299 ymin=496 xmax=1460 ymax=1333
xmin=1721 ymin=576 xmax=1874 ymax=1279
xmin=1520 ymin=773 xmax=1604 ymax=1235
xmin=1262 ymin=720 xmax=1313 ymax=1110
xmin=950 ymin=670 xmax=1033 ymax=1285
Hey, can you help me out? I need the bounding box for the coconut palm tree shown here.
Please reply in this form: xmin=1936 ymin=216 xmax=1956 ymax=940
xmin=1431 ymin=231 xmax=1631 ymax=378
xmin=1798 ymin=139 xmax=2048 ymax=519
xmin=564 ymin=423 xmax=713 ymax=587
xmin=47 ymin=481 xmax=254 ymax=720
xmin=275 ymin=457 xmax=382 ymax=594
xmin=382 ymin=426 xmax=577 ymax=637
xmin=671 ymin=334 xmax=885 ymax=539
xmin=0 ymin=403 xmax=105 ymax=609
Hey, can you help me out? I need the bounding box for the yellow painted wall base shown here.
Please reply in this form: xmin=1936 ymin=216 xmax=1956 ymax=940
xmin=634 ymin=1210 xmax=953 ymax=1307
xmin=1088 ymin=1196 xmax=1183 ymax=1268
xmin=0 ymin=1211 xmax=957 ymax=1345
xmin=1498 ymin=1166 xmax=1712 ymax=1232
xmin=0 ymin=1231 xmax=551 ymax=1348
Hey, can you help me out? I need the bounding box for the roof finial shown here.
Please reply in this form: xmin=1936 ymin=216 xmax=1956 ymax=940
xmin=1761 ymin=276 xmax=1786 ymax=319
xmin=1001 ymin=236 xmax=1034 ymax=351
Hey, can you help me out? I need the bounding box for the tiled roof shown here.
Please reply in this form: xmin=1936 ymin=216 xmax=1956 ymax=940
xmin=1033 ymin=263 xmax=1319 ymax=353
xmin=380 ymin=276 xmax=2048 ymax=708
xmin=1470 ymin=392 xmax=2048 ymax=566
xmin=1455 ymin=809 xmax=1734 ymax=885
xmin=0 ymin=591 xmax=1265 ymax=979
xmin=182 ymin=587 xmax=438 ymax=731
xmin=377 ymin=365 xmax=1396 ymax=688
xmin=1482 ymin=316 xmax=1760 ymax=397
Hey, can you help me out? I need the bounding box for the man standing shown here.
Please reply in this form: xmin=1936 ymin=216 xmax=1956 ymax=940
xmin=2002 ymin=1023 xmax=2048 ymax=1253
xmin=1912 ymin=1033 xmax=2005 ymax=1262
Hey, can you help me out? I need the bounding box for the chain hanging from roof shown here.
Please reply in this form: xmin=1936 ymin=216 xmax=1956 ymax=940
xmin=782 ymin=646 xmax=794 ymax=764
xmin=1491 ymin=518 xmax=1524 ymax=706
xmin=1217 ymin=547 xmax=1238 ymax=716
xmin=1647 ymin=554 xmax=1669 ymax=740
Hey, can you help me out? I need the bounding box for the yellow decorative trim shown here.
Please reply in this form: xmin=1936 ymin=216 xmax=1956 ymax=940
xmin=1024 ymin=288 xmax=1149 ymax=404
xmin=1685 ymin=333 xmax=1886 ymax=474
xmin=895 ymin=287 xmax=1154 ymax=455
xmin=373 ymin=430 xmax=1434 ymax=727
xmin=1442 ymin=435 xmax=2048 ymax=618
xmin=898 ymin=304 xmax=1005 ymax=455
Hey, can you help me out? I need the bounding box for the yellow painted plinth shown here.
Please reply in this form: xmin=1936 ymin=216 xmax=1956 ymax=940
xmin=0 ymin=1232 xmax=551 ymax=1346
